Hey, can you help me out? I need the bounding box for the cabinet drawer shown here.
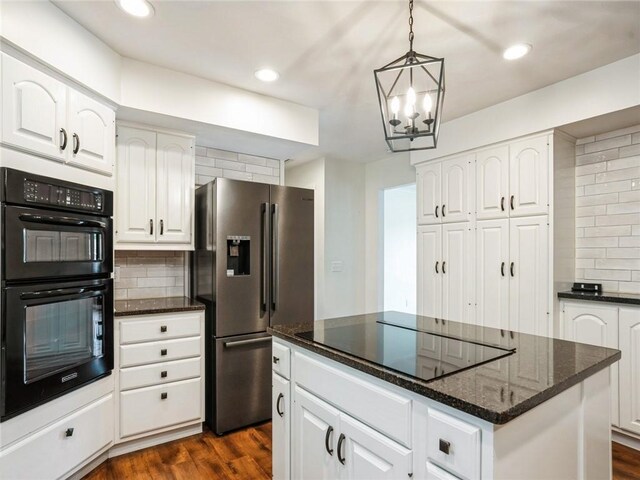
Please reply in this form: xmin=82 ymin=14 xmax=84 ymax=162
xmin=120 ymin=336 xmax=201 ymax=367
xmin=427 ymin=408 xmax=480 ymax=480
xmin=272 ymin=340 xmax=291 ymax=379
xmin=120 ymin=377 xmax=202 ymax=438
xmin=427 ymin=461 xmax=461 ymax=480
xmin=0 ymin=394 xmax=113 ymax=480
xmin=120 ymin=357 xmax=201 ymax=391
xmin=294 ymin=351 xmax=412 ymax=447
xmin=120 ymin=312 xmax=202 ymax=344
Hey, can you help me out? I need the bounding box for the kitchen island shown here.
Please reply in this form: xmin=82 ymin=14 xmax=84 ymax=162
xmin=269 ymin=311 xmax=620 ymax=480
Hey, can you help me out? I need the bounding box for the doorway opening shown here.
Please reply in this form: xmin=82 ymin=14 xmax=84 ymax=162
xmin=381 ymin=183 xmax=416 ymax=314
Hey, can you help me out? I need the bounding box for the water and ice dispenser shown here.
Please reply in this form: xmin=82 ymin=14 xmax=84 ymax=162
xmin=226 ymin=235 xmax=250 ymax=276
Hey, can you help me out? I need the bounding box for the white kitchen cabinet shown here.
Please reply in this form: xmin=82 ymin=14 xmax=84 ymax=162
xmin=509 ymin=136 xmax=549 ymax=218
xmin=442 ymin=223 xmax=472 ymax=324
xmin=418 ymin=225 xmax=442 ymax=318
xmin=508 ymin=216 xmax=549 ymax=336
xmin=417 ymin=162 xmax=441 ymax=224
xmin=2 ymin=54 xmax=67 ymax=162
xmin=155 ymin=133 xmax=194 ymax=245
xmin=66 ymin=89 xmax=115 ymax=175
xmin=1 ymin=54 xmax=115 ymax=175
xmin=273 ymin=372 xmax=291 ymax=480
xmin=475 ymin=219 xmax=509 ymax=330
xmin=476 ymin=145 xmax=509 ymax=220
xmin=619 ymin=307 xmax=640 ymax=435
xmin=292 ymin=385 xmax=340 ymax=480
xmin=340 ymin=413 xmax=412 ymax=480
xmin=116 ymin=125 xmax=195 ymax=249
xmin=417 ymin=154 xmax=472 ymax=225
xmin=562 ymin=302 xmax=619 ymax=426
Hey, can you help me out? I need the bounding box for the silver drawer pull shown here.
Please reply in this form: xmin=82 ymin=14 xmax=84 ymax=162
xmin=224 ymin=337 xmax=271 ymax=348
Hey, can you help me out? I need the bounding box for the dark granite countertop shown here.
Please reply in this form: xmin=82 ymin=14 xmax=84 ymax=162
xmin=558 ymin=290 xmax=640 ymax=306
xmin=268 ymin=311 xmax=620 ymax=425
xmin=114 ymin=297 xmax=205 ymax=316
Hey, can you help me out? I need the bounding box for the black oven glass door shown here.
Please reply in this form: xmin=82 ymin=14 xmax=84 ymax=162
xmin=1 ymin=278 xmax=114 ymax=421
xmin=2 ymin=205 xmax=113 ymax=281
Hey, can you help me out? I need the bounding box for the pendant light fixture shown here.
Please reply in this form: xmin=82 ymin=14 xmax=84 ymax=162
xmin=374 ymin=0 xmax=445 ymax=152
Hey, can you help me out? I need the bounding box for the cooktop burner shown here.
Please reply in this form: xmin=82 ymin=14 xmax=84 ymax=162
xmin=296 ymin=321 xmax=515 ymax=383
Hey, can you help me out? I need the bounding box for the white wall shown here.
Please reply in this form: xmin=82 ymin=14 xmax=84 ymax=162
xmin=411 ymin=54 xmax=640 ymax=164
xmin=364 ymin=153 xmax=416 ymax=313
xmin=383 ymin=184 xmax=416 ymax=314
xmin=285 ymin=158 xmax=325 ymax=320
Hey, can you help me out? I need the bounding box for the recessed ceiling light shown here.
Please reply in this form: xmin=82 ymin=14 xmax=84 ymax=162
xmin=116 ymin=0 xmax=154 ymax=18
xmin=503 ymin=43 xmax=532 ymax=60
xmin=255 ymin=68 xmax=279 ymax=82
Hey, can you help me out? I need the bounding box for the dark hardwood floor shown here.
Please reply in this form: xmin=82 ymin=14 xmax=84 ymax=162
xmin=83 ymin=424 xmax=639 ymax=479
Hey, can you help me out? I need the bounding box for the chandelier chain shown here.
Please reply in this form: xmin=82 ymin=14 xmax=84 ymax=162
xmin=408 ymin=0 xmax=414 ymax=52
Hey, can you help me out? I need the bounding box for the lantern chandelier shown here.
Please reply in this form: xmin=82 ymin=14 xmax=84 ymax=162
xmin=374 ymin=0 xmax=445 ymax=152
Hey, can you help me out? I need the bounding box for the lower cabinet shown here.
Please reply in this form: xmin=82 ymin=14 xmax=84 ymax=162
xmin=273 ymin=371 xmax=291 ymax=480
xmin=292 ymin=385 xmax=412 ymax=480
xmin=619 ymin=307 xmax=640 ymax=436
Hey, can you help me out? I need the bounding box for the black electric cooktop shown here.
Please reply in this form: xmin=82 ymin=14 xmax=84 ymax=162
xmin=296 ymin=321 xmax=515 ymax=383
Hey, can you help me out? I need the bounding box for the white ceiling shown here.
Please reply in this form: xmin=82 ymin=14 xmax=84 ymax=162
xmin=53 ymin=0 xmax=640 ymax=163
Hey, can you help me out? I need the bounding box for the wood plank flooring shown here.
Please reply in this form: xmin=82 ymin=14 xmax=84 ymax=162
xmin=83 ymin=424 xmax=639 ymax=479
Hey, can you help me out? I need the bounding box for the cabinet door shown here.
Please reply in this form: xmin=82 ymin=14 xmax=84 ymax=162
xmin=1 ymin=54 xmax=67 ymax=161
xmin=619 ymin=307 xmax=640 ymax=435
xmin=273 ymin=372 xmax=290 ymax=480
xmin=292 ymin=386 xmax=340 ymax=480
xmin=66 ymin=89 xmax=115 ymax=175
xmin=509 ymin=216 xmax=549 ymax=336
xmin=442 ymin=223 xmax=471 ymax=324
xmin=340 ymin=412 xmax=412 ymax=480
xmin=476 ymin=145 xmax=509 ymax=220
xmin=441 ymin=154 xmax=472 ymax=223
xmin=155 ymin=133 xmax=194 ymax=245
xmin=562 ymin=302 xmax=619 ymax=426
xmin=417 ymin=163 xmax=441 ymax=224
xmin=116 ymin=127 xmax=157 ymax=244
xmin=509 ymin=135 xmax=549 ymax=217
xmin=476 ymin=219 xmax=509 ymax=330
xmin=417 ymin=225 xmax=442 ymax=318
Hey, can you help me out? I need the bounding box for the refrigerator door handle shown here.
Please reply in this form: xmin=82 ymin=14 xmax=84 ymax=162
xmin=223 ymin=337 xmax=272 ymax=348
xmin=262 ymin=202 xmax=270 ymax=312
xmin=271 ymin=203 xmax=279 ymax=311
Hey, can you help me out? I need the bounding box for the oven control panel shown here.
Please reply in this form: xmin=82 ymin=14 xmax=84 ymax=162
xmin=23 ymin=180 xmax=103 ymax=212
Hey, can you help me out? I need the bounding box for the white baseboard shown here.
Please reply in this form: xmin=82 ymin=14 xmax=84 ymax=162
xmin=108 ymin=423 xmax=203 ymax=458
xmin=613 ymin=428 xmax=640 ymax=451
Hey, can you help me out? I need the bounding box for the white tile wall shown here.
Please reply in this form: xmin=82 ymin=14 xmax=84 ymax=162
xmin=194 ymin=146 xmax=281 ymax=186
xmin=575 ymin=124 xmax=640 ymax=293
xmin=115 ymin=251 xmax=186 ymax=300
xmin=114 ymin=147 xmax=283 ymax=299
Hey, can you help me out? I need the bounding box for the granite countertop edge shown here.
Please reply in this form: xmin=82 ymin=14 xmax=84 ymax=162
xmin=268 ymin=327 xmax=621 ymax=425
xmin=114 ymin=296 xmax=206 ymax=317
xmin=558 ymin=291 xmax=640 ymax=306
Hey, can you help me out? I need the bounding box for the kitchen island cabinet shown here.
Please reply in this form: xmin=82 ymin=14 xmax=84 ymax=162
xmin=270 ymin=311 xmax=620 ymax=480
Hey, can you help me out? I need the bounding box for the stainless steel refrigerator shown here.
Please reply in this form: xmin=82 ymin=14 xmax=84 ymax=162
xmin=193 ymin=178 xmax=314 ymax=434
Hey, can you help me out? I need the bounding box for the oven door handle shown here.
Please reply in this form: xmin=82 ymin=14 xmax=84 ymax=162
xmin=20 ymin=285 xmax=107 ymax=300
xmin=19 ymin=213 xmax=107 ymax=229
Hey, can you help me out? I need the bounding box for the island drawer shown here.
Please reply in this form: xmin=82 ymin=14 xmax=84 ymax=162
xmin=120 ymin=337 xmax=201 ymax=367
xmin=427 ymin=408 xmax=480 ymax=480
xmin=294 ymin=351 xmax=412 ymax=447
xmin=119 ymin=377 xmax=201 ymax=439
xmin=272 ymin=340 xmax=290 ymax=379
xmin=120 ymin=357 xmax=201 ymax=391
xmin=120 ymin=312 xmax=202 ymax=344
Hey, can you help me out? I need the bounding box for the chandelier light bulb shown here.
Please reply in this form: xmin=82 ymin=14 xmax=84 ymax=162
xmin=404 ymin=102 xmax=414 ymax=119
xmin=406 ymin=87 xmax=417 ymax=107
xmin=391 ymin=96 xmax=400 ymax=116
xmin=423 ymin=94 xmax=433 ymax=114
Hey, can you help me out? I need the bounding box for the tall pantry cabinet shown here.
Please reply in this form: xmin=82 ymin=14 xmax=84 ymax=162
xmin=416 ymin=131 xmax=575 ymax=337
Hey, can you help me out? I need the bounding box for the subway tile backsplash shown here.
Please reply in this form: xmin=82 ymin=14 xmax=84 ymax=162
xmin=114 ymin=147 xmax=282 ymax=299
xmin=575 ymin=124 xmax=640 ymax=294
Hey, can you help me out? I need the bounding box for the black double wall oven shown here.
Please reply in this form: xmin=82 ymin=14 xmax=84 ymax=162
xmin=1 ymin=168 xmax=114 ymax=421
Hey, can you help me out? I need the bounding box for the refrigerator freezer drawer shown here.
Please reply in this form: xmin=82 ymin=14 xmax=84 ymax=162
xmin=212 ymin=332 xmax=272 ymax=434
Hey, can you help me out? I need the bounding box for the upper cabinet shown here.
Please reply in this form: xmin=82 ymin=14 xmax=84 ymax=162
xmin=1 ymin=54 xmax=115 ymax=176
xmin=509 ymin=136 xmax=549 ymax=217
xmin=116 ymin=126 xmax=194 ymax=250
xmin=476 ymin=146 xmax=509 ymax=220
xmin=417 ymin=154 xmax=473 ymax=225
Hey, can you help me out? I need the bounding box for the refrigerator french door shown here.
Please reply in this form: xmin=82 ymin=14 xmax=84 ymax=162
xmin=194 ymin=178 xmax=313 ymax=434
